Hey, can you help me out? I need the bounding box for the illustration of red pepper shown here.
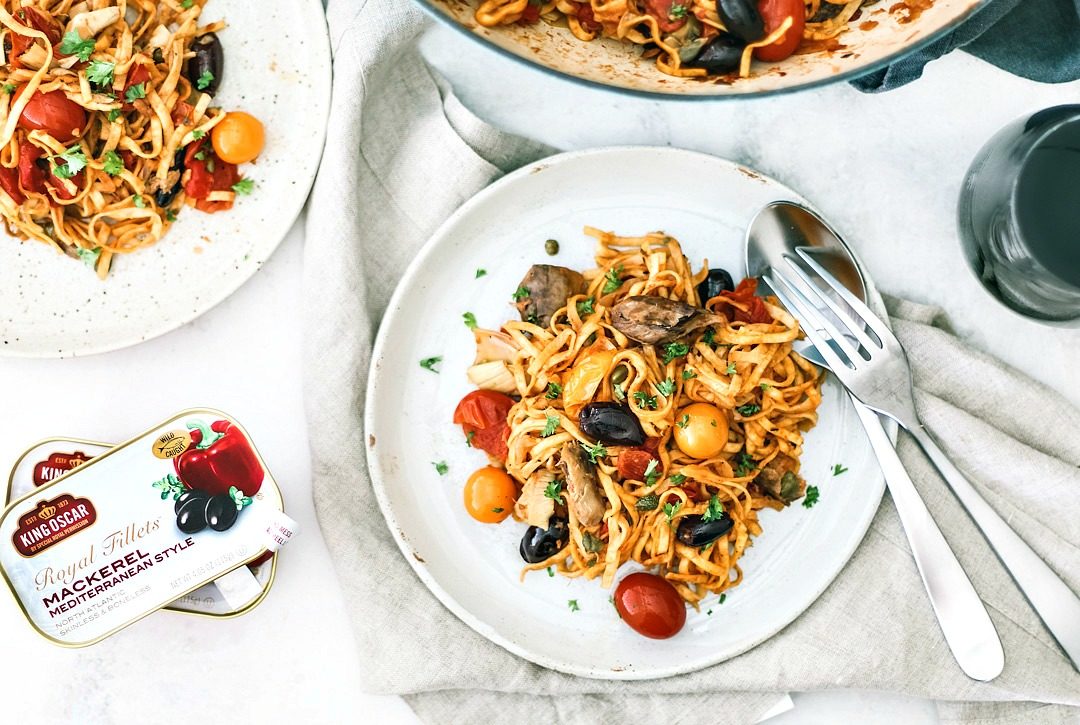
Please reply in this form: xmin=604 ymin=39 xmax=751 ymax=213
xmin=174 ymin=419 xmax=264 ymax=498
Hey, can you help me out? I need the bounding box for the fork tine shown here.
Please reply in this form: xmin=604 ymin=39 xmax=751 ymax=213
xmin=780 ymin=254 xmax=881 ymax=353
xmin=794 ymin=247 xmax=895 ymax=344
xmin=770 ymin=265 xmax=866 ymax=364
xmin=764 ymin=272 xmax=854 ymax=373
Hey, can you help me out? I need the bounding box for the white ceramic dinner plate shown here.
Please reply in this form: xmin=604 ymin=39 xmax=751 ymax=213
xmin=366 ymin=147 xmax=886 ymax=679
xmin=0 ymin=0 xmax=331 ymax=357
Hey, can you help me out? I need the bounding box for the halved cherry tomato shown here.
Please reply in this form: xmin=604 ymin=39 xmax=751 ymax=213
xmin=754 ymin=0 xmax=805 ymax=62
xmin=614 ymin=572 xmax=687 ymax=639
xmin=618 ymin=448 xmax=659 ymax=482
xmin=516 ymin=2 xmax=541 ymax=24
xmin=17 ymin=143 xmax=46 ymax=195
xmin=643 ymin=0 xmax=687 ymax=33
xmin=211 ymin=111 xmax=265 ymax=165
xmin=716 ymin=277 xmax=772 ymax=324
xmin=0 ymin=167 xmax=24 ymax=204
xmin=47 ymin=164 xmax=84 ymax=201
xmin=183 ymin=139 xmax=240 ymax=212
xmin=576 ymin=2 xmax=602 ymax=33
xmin=463 ymin=466 xmax=518 ymax=523
xmin=15 ymin=86 xmax=86 ymax=141
xmin=8 ymin=8 xmax=62 ymax=68
xmin=673 ymin=402 xmax=729 ymax=459
xmin=453 ymin=390 xmax=515 ymax=461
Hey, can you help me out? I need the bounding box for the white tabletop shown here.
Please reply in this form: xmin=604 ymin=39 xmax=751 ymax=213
xmin=1 ymin=23 xmax=1078 ymax=725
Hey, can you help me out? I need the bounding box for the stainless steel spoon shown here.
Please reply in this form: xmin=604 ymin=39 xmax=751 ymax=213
xmin=745 ymin=201 xmax=1005 ymax=682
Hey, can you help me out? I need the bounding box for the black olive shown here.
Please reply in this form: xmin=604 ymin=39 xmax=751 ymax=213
xmin=689 ymin=34 xmax=745 ymax=74
xmin=676 ymin=513 xmax=734 ymax=547
xmin=155 ymin=148 xmax=186 ymax=208
xmin=579 ymin=402 xmax=646 ymax=446
xmin=204 ymin=494 xmax=239 ymax=532
xmin=697 ymin=267 xmax=735 ymax=303
xmin=716 ymin=0 xmax=765 ymax=42
xmin=519 ymin=516 xmax=569 ymax=563
xmin=174 ymin=488 xmax=209 ymax=515
xmin=176 ymin=498 xmax=208 ymax=534
xmin=186 ymin=32 xmax=223 ymax=96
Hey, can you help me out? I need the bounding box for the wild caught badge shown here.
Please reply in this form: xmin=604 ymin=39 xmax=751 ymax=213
xmin=0 ymin=409 xmax=295 ymax=646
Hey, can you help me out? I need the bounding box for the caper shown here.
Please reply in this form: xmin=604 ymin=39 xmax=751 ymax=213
xmin=544 ymin=239 xmax=560 ymax=255
xmin=610 ymin=364 xmax=630 ymax=386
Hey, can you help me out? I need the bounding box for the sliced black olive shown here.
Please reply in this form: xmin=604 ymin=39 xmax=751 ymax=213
xmin=154 ymin=148 xmax=186 ymax=208
xmin=187 ymin=32 xmax=223 ymax=96
xmin=716 ymin=0 xmax=765 ymax=42
xmin=697 ymin=267 xmax=735 ymax=304
xmin=176 ymin=498 xmax=208 ymax=534
xmin=689 ymin=35 xmax=746 ymax=74
xmin=174 ymin=488 xmax=209 ymax=515
xmin=579 ymin=402 xmax=646 ymax=446
xmin=204 ymin=494 xmax=239 ymax=532
xmin=676 ymin=513 xmax=734 ymax=547
xmin=520 ymin=516 xmax=569 ymax=563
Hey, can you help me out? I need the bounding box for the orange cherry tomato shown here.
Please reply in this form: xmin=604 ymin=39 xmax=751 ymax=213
xmin=463 ymin=466 xmax=518 ymax=523
xmin=562 ymin=349 xmax=615 ymax=411
xmin=614 ymin=572 xmax=687 ymax=639
xmin=673 ymin=403 xmax=730 ymax=459
xmin=754 ymin=0 xmax=806 ymax=62
xmin=211 ymin=111 xmax=265 ymax=164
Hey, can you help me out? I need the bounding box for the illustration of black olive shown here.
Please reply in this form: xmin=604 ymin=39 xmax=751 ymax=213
xmin=174 ymin=488 xmax=210 ymax=515
xmin=176 ymin=497 xmax=208 ymax=534
xmin=519 ymin=516 xmax=569 ymax=564
xmin=204 ymin=494 xmax=239 ymax=532
xmin=579 ymin=402 xmax=646 ymax=446
xmin=697 ymin=267 xmax=735 ymax=304
xmin=676 ymin=513 xmax=734 ymax=547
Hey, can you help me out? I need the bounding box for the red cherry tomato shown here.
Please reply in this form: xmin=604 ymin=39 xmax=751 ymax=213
xmin=618 ymin=449 xmax=659 ymax=482
xmin=47 ymin=164 xmax=84 ymax=201
xmin=0 ymin=166 xmax=24 ymax=204
xmin=516 ymin=3 xmax=540 ymax=24
xmin=643 ymin=0 xmax=687 ymax=33
xmin=717 ymin=277 xmax=772 ymax=324
xmin=576 ymin=2 xmax=602 ymax=33
xmin=613 ymin=572 xmax=687 ymax=639
xmin=183 ymin=139 xmax=240 ymax=212
xmin=453 ymin=390 xmax=515 ymax=461
xmin=8 ymin=8 xmax=62 ymax=68
xmin=15 ymin=86 xmax=86 ymax=141
xmin=17 ymin=142 xmax=46 ymax=195
xmin=754 ymin=0 xmax=806 ymax=62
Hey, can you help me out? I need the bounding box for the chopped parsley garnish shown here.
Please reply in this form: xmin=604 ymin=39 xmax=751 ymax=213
xmin=655 ymin=378 xmax=675 ymax=397
xmin=702 ymin=328 xmax=716 ymax=347
xmin=547 ymin=566 xmax=555 ymax=577
xmin=663 ymin=500 xmax=682 ymax=524
xmin=165 ymin=209 xmax=177 ymax=222
xmin=702 ymin=494 xmax=725 ymax=522
xmin=669 ymin=3 xmax=688 ymax=19
xmin=102 ymin=150 xmax=123 ymax=176
xmin=576 ymin=297 xmax=595 ymax=316
xmin=59 ymin=30 xmax=96 ymax=62
xmin=465 ymin=431 xmax=475 ymax=447
xmin=661 ymin=341 xmax=690 ymax=364
xmin=511 ymin=286 xmax=530 ymax=302
xmin=76 ymin=247 xmax=101 ymax=269
xmin=124 ymin=82 xmax=147 ymax=103
xmin=736 ymin=403 xmax=761 ymax=416
xmin=433 ymin=461 xmax=448 ymax=475
xmin=546 ymin=382 xmax=562 ymax=399
xmin=193 ymin=150 xmax=207 ymax=161
xmin=707 ymin=609 xmax=713 ymax=616
xmin=761 ymin=383 xmax=771 ymax=390
xmin=602 ymin=265 xmax=624 ymax=294
xmin=633 ymin=390 xmax=657 ymax=410
xmin=700 ymin=541 xmax=714 ymax=553
xmin=580 ymin=441 xmax=607 ymax=463
xmin=107 ymin=109 xmax=122 ymax=122
xmin=668 ymin=473 xmax=687 ymax=485
xmin=832 ymin=463 xmax=849 ymax=476
xmin=734 ymin=452 xmax=756 ymax=477
xmin=196 ymin=70 xmax=214 ymax=90
xmin=492 ymin=507 xmax=504 ymax=514
xmin=613 ymin=383 xmax=626 ymax=401
xmin=568 ymin=599 xmax=580 ymax=612
xmin=682 ymin=369 xmax=696 ymax=380
xmin=541 ymin=414 xmax=560 ymax=437
xmin=462 ymin=311 xmax=477 ymax=329
xmin=419 ymin=356 xmax=441 ymax=372
xmin=51 ymin=146 xmax=87 ymax=179
xmin=231 ymin=178 xmax=254 ymax=195
xmin=475 ymin=268 xmax=487 ymax=278
xmin=725 ymin=362 xmax=737 ymax=375
xmin=635 ymin=494 xmax=659 ymax=511
xmin=181 ymin=0 xmax=194 ymax=8
xmin=2 ymin=84 xmax=15 ymax=95
xmin=544 ymin=479 xmax=564 ymax=505
xmin=803 ymin=485 xmax=820 ymax=508
xmin=720 ymin=593 xmax=727 ymax=604
xmin=581 ymin=531 xmax=603 ymax=553
xmin=132 ymin=194 xmax=146 ymax=208
xmin=192 ymin=129 xmax=206 ymax=139
xmin=86 ymin=60 xmax=115 ymax=87
xmin=676 ymin=413 xmax=690 ymax=429
xmin=643 ymin=459 xmax=660 ymax=486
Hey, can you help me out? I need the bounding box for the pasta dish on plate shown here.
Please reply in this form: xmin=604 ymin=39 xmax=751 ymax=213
xmin=451 ymin=228 xmax=823 ymax=639
xmin=0 ymin=0 xmax=265 ymax=278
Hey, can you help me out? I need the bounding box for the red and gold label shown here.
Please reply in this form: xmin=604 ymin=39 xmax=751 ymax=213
xmin=32 ymin=451 xmax=93 ymax=487
xmin=12 ymin=494 xmax=96 ymax=557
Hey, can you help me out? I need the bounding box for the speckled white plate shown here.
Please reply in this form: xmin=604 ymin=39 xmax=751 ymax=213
xmin=420 ymin=0 xmax=990 ymax=98
xmin=0 ymin=0 xmax=331 ymax=357
xmin=366 ymin=147 xmax=887 ymax=679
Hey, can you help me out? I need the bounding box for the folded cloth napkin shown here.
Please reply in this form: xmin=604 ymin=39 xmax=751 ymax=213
xmin=304 ymin=2 xmax=1080 ymax=722
xmin=852 ymin=0 xmax=1080 ymax=92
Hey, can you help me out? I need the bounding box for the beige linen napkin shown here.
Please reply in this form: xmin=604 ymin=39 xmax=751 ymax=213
xmin=303 ymin=1 xmax=1080 ymax=722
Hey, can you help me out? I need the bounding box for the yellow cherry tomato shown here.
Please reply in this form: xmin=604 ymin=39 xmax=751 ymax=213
xmin=463 ymin=466 xmax=518 ymax=523
xmin=672 ymin=403 xmax=730 ymax=459
xmin=211 ymin=111 xmax=265 ymax=164
xmin=561 ymin=349 xmax=615 ymax=411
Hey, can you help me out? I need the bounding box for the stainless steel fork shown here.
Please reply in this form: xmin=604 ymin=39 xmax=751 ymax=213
xmin=765 ymin=248 xmax=1080 ymax=673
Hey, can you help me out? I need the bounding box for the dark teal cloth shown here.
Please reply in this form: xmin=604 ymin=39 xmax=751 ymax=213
xmin=852 ymin=0 xmax=1080 ymax=92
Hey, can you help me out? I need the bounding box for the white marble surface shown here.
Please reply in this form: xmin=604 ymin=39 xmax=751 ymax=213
xmin=1 ymin=21 xmax=1078 ymax=725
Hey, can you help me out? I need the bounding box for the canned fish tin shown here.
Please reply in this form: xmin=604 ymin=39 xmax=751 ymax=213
xmin=0 ymin=409 xmax=297 ymax=646
xmin=6 ymin=438 xmax=278 ymax=619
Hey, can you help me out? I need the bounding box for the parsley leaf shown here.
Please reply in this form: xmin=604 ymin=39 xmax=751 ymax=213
xmin=462 ymin=312 xmax=477 ymax=329
xmin=475 ymin=268 xmax=486 ymax=278
xmin=602 ymin=265 xmax=624 ymax=294
xmin=433 ymin=461 xmax=448 ymax=476
xmin=419 ymin=356 xmax=441 ymax=372
xmin=581 ymin=531 xmax=603 ymax=553
xmin=132 ymin=194 xmax=146 ymax=208
xmin=663 ymin=500 xmax=682 ymax=524
xmin=231 ymin=178 xmax=254 ymax=195
xmin=576 ymin=297 xmax=595 ymax=316
xmin=545 ymin=382 xmax=562 ymax=399
xmin=832 ymin=463 xmax=848 ymax=476
xmin=635 ymin=494 xmax=659 ymax=511
xmin=465 ymin=431 xmax=475 ymax=447
xmin=669 ymin=3 xmax=688 ymax=18
xmin=196 ymin=70 xmax=214 ymax=90
xmin=725 ymin=362 xmax=737 ymax=375
xmin=541 ymin=414 xmax=560 ymax=438
xmin=181 ymin=0 xmax=194 ymax=7
xmin=547 ymin=566 xmax=554 ymax=578
xmin=54 ymin=146 xmax=87 ymax=176
xmin=60 ymin=31 xmax=96 ymax=62
xmin=661 ymin=342 xmax=690 ymax=364
xmin=655 ymin=378 xmax=675 ymax=397
xmin=165 ymin=209 xmax=177 ymax=222
xmin=76 ymin=247 xmax=101 ymax=269
xmin=580 ymin=441 xmax=607 ymax=463
xmin=2 ymin=84 xmax=14 ymax=95
xmin=676 ymin=413 xmax=690 ymax=429
xmin=124 ymin=82 xmax=146 ymax=103
xmin=633 ymin=390 xmax=657 ymax=410
xmin=544 ymin=479 xmax=564 ymax=505
xmin=511 ymin=286 xmax=530 ymax=302
xmin=192 ymin=129 xmax=206 ymax=139
xmin=643 ymin=459 xmax=660 ymax=486
xmin=567 ymin=599 xmax=580 ymax=612
xmin=107 ymin=109 xmax=121 ymax=122
xmin=492 ymin=507 xmax=504 ymax=513
xmin=86 ymin=60 xmax=115 ymax=87
xmin=736 ymin=403 xmax=761 ymax=416
xmin=613 ymin=383 xmax=626 ymax=402
xmin=682 ymin=369 xmax=696 ymax=381
xmin=803 ymin=485 xmax=820 ymax=508
xmin=702 ymin=494 xmax=725 ymax=522
xmin=702 ymin=328 xmax=716 ymax=347
xmin=668 ymin=473 xmax=687 ymax=485
xmin=761 ymin=383 xmax=771 ymax=390
xmin=734 ymin=452 xmax=756 ymax=477
xmin=102 ymin=150 xmax=123 ymax=176
xmin=720 ymin=593 xmax=727 ymax=604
